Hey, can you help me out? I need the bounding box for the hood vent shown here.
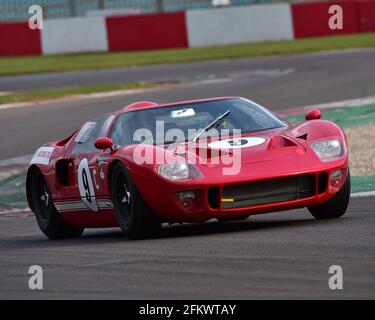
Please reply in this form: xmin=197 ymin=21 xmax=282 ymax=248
xmin=267 ymin=135 xmax=299 ymax=150
xmin=296 ymin=133 xmax=308 ymax=140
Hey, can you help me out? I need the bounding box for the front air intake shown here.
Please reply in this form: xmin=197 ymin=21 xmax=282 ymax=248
xmin=318 ymin=172 xmax=328 ymax=194
xmin=222 ymin=175 xmax=315 ymax=209
xmin=208 ymin=187 xmax=220 ymax=209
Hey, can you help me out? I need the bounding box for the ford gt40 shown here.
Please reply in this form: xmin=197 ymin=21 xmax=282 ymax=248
xmin=26 ymin=97 xmax=350 ymax=239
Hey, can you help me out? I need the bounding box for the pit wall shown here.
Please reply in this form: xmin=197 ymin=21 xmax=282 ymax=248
xmin=0 ymin=1 xmax=374 ymax=56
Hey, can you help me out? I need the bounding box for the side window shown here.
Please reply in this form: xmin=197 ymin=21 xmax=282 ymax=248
xmin=72 ymin=115 xmax=114 ymax=155
xmin=109 ymin=113 xmax=134 ymax=147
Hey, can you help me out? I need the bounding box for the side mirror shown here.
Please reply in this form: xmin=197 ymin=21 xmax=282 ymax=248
xmin=305 ymin=108 xmax=321 ymax=121
xmin=95 ymin=137 xmax=113 ymax=150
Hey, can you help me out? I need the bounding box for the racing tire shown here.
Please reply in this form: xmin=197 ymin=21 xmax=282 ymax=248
xmin=308 ymin=170 xmax=351 ymax=220
xmin=30 ymin=168 xmax=84 ymax=239
xmin=111 ymin=163 xmax=161 ymax=239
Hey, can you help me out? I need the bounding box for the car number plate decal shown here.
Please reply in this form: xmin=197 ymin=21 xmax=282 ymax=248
xmin=77 ymin=158 xmax=99 ymax=212
xmin=208 ymin=137 xmax=266 ymax=149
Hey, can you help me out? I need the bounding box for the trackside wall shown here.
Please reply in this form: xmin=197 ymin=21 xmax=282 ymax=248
xmin=186 ymin=4 xmax=294 ymax=47
xmin=41 ymin=17 xmax=108 ymax=55
xmin=0 ymin=21 xmax=41 ymax=55
xmin=0 ymin=1 xmax=374 ymax=56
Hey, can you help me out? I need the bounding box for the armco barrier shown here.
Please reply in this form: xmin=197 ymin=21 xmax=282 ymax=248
xmin=106 ymin=12 xmax=188 ymax=51
xmin=0 ymin=21 xmax=41 ymax=55
xmin=292 ymin=1 xmax=360 ymax=38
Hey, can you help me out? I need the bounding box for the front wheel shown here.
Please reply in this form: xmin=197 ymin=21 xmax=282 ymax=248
xmin=111 ymin=163 xmax=161 ymax=239
xmin=30 ymin=169 xmax=84 ymax=239
xmin=308 ymin=170 xmax=351 ymax=220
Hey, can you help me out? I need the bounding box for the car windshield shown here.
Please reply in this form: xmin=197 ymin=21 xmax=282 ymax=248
xmin=109 ymin=98 xmax=286 ymax=146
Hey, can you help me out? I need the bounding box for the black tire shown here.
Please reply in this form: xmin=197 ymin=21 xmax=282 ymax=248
xmin=111 ymin=163 xmax=161 ymax=239
xmin=30 ymin=169 xmax=84 ymax=239
xmin=217 ymin=215 xmax=250 ymax=222
xmin=308 ymin=171 xmax=351 ymax=220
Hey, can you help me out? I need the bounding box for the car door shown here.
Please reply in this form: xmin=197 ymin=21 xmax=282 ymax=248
xmin=59 ymin=114 xmax=115 ymax=213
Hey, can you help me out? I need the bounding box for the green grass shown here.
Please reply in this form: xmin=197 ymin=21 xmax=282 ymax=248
xmin=1 ymin=33 xmax=375 ymax=77
xmin=0 ymin=82 xmax=167 ymax=105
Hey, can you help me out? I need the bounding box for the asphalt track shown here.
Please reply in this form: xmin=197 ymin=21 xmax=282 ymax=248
xmin=0 ymin=197 xmax=374 ymax=299
xmin=0 ymin=49 xmax=374 ymax=299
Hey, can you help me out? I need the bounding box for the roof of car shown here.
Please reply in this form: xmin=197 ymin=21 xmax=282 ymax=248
xmin=121 ymin=96 xmax=239 ymax=113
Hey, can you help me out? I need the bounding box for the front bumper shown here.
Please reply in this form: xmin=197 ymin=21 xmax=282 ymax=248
xmin=133 ymin=160 xmax=349 ymax=222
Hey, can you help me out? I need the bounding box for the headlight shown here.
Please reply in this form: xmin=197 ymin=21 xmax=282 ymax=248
xmin=310 ymin=139 xmax=343 ymax=161
xmin=157 ymin=163 xmax=203 ymax=181
xmin=158 ymin=163 xmax=189 ymax=180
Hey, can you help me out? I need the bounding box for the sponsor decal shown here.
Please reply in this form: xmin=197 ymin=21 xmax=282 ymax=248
xmin=77 ymin=158 xmax=98 ymax=212
xmin=170 ymin=108 xmax=196 ymax=118
xmin=208 ymin=137 xmax=266 ymax=149
xmin=30 ymin=147 xmax=55 ymax=165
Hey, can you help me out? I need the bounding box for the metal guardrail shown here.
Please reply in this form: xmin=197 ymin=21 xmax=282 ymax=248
xmin=0 ymin=0 xmax=272 ymax=21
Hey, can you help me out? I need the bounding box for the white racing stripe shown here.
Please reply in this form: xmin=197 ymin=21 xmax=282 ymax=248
xmin=54 ymin=200 xmax=113 ymax=212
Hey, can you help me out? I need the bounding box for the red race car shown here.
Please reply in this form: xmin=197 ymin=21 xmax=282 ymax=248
xmin=26 ymin=97 xmax=350 ymax=239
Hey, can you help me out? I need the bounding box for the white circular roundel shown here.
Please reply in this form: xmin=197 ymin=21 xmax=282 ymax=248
xmin=78 ymin=158 xmax=99 ymax=212
xmin=208 ymin=137 xmax=266 ymax=149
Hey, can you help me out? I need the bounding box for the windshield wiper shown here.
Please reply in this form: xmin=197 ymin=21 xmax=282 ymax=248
xmin=192 ymin=110 xmax=231 ymax=143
